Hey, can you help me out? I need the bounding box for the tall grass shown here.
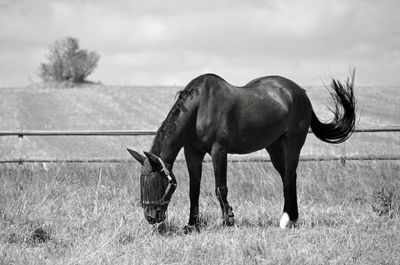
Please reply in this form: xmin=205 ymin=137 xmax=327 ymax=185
xmin=1 ymin=161 xmax=399 ymax=264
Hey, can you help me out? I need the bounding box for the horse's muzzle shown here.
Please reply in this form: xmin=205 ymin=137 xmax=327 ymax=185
xmin=144 ymin=206 xmax=166 ymax=224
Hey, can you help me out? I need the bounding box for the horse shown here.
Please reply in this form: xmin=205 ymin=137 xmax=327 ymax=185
xmin=127 ymin=70 xmax=356 ymax=230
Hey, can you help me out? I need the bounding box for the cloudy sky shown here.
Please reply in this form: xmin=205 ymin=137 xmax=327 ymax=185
xmin=1 ymin=0 xmax=399 ymax=87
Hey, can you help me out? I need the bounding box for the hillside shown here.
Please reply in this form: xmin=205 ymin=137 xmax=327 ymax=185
xmin=0 ymin=83 xmax=399 ymax=161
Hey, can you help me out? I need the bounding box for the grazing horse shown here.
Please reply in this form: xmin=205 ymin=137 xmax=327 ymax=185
xmin=128 ymin=70 xmax=356 ymax=230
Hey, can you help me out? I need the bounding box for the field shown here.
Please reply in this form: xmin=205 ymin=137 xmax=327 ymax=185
xmin=0 ymin=83 xmax=400 ymax=264
xmin=1 ymin=161 xmax=399 ymax=264
xmin=0 ymin=84 xmax=399 ymax=160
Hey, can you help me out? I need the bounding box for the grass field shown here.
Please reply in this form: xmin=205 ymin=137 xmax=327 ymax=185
xmin=0 ymin=83 xmax=399 ymax=264
xmin=1 ymin=161 xmax=399 ymax=264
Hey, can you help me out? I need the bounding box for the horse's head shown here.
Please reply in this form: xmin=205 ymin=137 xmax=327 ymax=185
xmin=127 ymin=149 xmax=177 ymax=224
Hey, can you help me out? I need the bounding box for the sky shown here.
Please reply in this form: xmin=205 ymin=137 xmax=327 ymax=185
xmin=1 ymin=0 xmax=400 ymax=87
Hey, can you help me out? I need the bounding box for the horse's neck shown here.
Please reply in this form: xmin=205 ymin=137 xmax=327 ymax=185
xmin=150 ymin=132 xmax=182 ymax=168
xmin=150 ymin=94 xmax=198 ymax=167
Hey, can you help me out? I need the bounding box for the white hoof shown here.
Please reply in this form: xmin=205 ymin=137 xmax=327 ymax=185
xmin=280 ymin=212 xmax=296 ymax=229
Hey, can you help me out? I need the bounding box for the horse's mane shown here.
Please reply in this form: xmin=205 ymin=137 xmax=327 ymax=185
xmin=150 ymin=76 xmax=204 ymax=155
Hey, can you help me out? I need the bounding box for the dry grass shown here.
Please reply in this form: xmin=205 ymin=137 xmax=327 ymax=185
xmin=1 ymin=160 xmax=399 ymax=264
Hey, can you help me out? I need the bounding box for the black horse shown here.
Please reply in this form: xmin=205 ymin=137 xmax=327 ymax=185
xmin=128 ymin=70 xmax=356 ymax=230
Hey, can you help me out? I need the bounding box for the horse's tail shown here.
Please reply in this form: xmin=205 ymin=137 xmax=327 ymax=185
xmin=310 ymin=69 xmax=356 ymax=144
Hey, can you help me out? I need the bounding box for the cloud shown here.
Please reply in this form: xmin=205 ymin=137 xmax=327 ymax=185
xmin=0 ymin=0 xmax=400 ymax=86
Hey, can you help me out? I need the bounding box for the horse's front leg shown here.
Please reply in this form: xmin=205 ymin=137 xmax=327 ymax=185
xmin=211 ymin=143 xmax=234 ymax=226
xmin=184 ymin=146 xmax=205 ymax=232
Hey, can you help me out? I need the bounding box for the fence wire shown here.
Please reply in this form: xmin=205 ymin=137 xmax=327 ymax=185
xmin=0 ymin=127 xmax=399 ymax=164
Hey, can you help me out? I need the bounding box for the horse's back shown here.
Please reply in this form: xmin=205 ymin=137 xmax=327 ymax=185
xmin=193 ymin=74 xmax=312 ymax=153
xmin=244 ymin=75 xmax=307 ymax=97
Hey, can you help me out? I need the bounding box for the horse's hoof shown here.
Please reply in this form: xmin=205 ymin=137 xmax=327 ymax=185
xmin=222 ymin=208 xmax=235 ymax=226
xmin=183 ymin=224 xmax=199 ymax=234
xmin=279 ymin=212 xmax=296 ymax=229
xmin=223 ymin=216 xmax=235 ymax=226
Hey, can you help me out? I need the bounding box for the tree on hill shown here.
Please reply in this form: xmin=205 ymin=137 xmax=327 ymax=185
xmin=38 ymin=37 xmax=100 ymax=84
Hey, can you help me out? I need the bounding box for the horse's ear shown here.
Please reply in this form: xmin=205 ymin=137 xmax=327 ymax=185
xmin=143 ymin=151 xmax=162 ymax=168
xmin=127 ymin=149 xmax=145 ymax=165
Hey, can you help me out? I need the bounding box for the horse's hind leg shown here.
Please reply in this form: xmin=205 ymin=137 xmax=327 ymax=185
xmin=267 ymin=136 xmax=303 ymax=229
xmin=211 ymin=143 xmax=234 ymax=226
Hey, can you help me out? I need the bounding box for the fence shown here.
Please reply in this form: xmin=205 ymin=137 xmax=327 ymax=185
xmin=0 ymin=126 xmax=399 ymax=164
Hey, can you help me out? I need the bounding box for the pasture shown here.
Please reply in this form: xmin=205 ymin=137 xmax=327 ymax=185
xmin=0 ymin=84 xmax=400 ymax=264
xmin=1 ymin=161 xmax=399 ymax=264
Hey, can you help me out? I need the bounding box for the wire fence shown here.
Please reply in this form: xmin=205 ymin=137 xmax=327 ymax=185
xmin=1 ymin=126 xmax=400 ymax=137
xmin=0 ymin=126 xmax=399 ymax=164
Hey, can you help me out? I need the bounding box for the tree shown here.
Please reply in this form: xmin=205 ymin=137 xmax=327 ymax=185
xmin=39 ymin=37 xmax=100 ymax=83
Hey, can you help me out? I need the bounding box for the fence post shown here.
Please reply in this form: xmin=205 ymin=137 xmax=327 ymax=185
xmin=16 ymin=132 xmax=24 ymax=164
xmin=340 ymin=141 xmax=346 ymax=167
